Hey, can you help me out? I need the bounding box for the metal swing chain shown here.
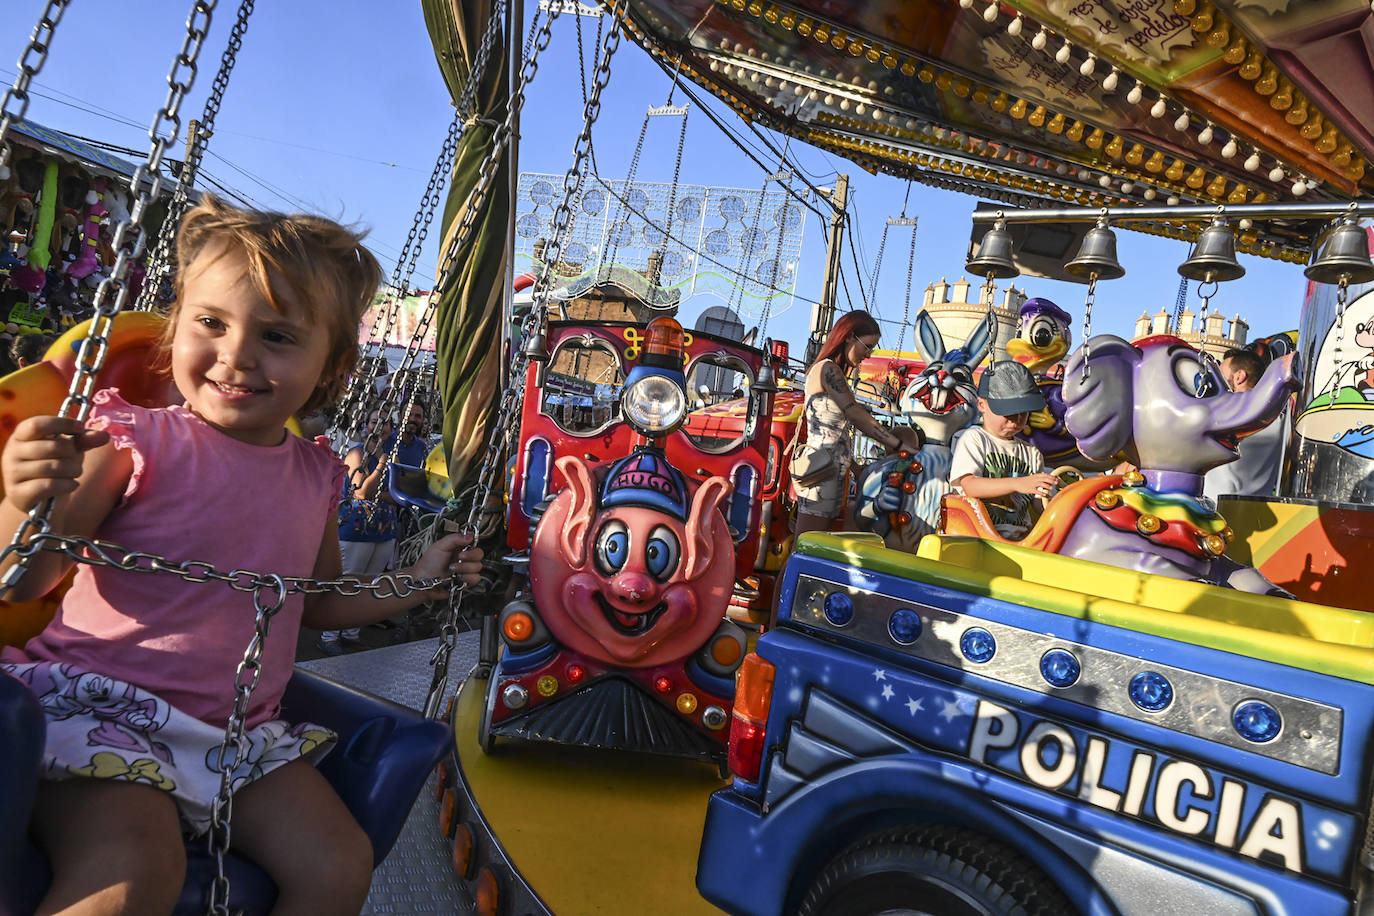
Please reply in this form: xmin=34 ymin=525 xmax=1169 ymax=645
xmin=1335 ymin=276 xmax=1349 ymax=384
xmin=363 ymin=3 xmax=560 ymax=479
xmin=1079 ymin=274 xmax=1097 ymax=384
xmin=898 ymin=213 xmax=917 ymax=349
xmin=136 ymin=0 xmax=256 ymax=313
xmin=421 ymin=2 xmax=625 ymax=719
xmin=0 ymin=0 xmax=218 ymax=598
xmin=207 ymin=574 xmax=286 ymax=916
xmin=0 ymin=0 xmax=71 ymax=171
xmin=334 ymin=1 xmax=508 ymax=449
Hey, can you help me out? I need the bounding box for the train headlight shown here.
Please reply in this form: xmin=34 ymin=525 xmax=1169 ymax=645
xmin=621 ymin=374 xmax=687 ymax=436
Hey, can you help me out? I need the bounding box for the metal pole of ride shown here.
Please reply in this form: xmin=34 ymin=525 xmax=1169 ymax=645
xmin=806 ymin=173 xmax=848 ymax=364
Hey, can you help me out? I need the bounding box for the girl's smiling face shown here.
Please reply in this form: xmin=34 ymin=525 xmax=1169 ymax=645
xmin=171 ymin=244 xmax=334 ymax=446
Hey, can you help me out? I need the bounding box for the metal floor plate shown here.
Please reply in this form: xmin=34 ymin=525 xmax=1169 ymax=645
xmin=298 ymin=633 xmax=481 ymax=915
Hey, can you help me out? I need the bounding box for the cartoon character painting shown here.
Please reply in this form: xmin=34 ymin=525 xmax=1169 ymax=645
xmin=944 ymin=334 xmax=1298 ymax=593
xmin=484 ymin=447 xmax=745 ymax=760
xmin=854 ymin=309 xmax=990 ymax=550
xmin=1295 ymin=285 xmax=1374 ymax=458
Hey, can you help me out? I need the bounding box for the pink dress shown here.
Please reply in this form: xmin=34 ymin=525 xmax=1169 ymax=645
xmin=1 ymin=389 xmax=347 ymax=831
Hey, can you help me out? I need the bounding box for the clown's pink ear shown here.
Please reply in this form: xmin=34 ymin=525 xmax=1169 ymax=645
xmin=685 ymin=476 xmax=731 ymax=581
xmin=555 ymin=455 xmax=598 ymax=569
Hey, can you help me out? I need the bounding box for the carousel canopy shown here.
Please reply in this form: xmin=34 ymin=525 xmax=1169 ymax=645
xmin=609 ymin=0 xmax=1374 ymax=261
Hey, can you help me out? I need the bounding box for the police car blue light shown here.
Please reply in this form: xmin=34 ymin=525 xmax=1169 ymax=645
xmin=1233 ymin=700 xmax=1282 ymax=743
xmin=960 ymin=627 xmax=996 ymax=663
xmin=1040 ymin=649 xmax=1080 ymax=688
xmin=823 ymin=592 xmax=854 ymax=626
xmin=1129 ymin=671 xmax=1173 ymax=711
xmin=887 ymin=608 xmax=922 ymax=645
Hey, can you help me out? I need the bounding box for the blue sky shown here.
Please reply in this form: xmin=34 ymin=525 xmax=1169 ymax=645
xmin=7 ymin=0 xmax=1312 ymax=355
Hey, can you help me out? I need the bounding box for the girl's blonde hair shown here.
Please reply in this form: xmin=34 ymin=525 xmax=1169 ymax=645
xmin=156 ymin=195 xmax=382 ymax=412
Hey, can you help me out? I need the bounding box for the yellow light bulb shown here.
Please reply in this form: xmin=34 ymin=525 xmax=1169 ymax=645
xmin=1086 ymin=127 xmax=1105 ymax=149
xmin=1046 ymin=112 xmax=1065 ymax=133
xmin=1009 ymin=98 xmax=1027 ymax=119
xmin=1066 ymin=120 xmax=1085 ymax=141
xmin=1028 ymin=105 xmax=1047 ymax=126
xmin=1145 ymin=150 xmax=1165 ymax=172
xmin=1125 ymin=143 xmax=1145 ymax=166
xmin=1165 ymin=158 xmax=1186 ymax=181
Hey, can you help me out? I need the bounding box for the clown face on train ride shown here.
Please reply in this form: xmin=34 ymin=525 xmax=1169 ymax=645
xmin=489 ymin=315 xmax=777 ymax=761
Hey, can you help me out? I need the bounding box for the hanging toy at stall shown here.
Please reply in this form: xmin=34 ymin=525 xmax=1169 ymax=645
xmin=51 ymin=165 xmax=88 ymax=264
xmin=1004 ymin=297 xmax=1114 ymax=471
xmin=854 ymin=309 xmax=990 ymax=550
xmin=65 ymin=177 xmax=110 ymax=283
xmin=3 ymin=151 xmax=44 ymax=240
xmin=8 ymin=159 xmax=57 ymax=296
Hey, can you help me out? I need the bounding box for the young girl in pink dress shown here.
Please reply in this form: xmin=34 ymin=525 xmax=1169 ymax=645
xmin=0 ymin=196 xmax=483 ymax=915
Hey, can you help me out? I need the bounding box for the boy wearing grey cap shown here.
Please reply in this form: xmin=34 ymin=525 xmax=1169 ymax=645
xmin=949 ymin=361 xmax=1060 ymax=538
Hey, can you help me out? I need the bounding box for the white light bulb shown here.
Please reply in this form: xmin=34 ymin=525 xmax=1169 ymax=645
xmin=1032 ymin=28 xmax=1048 ymax=50
xmin=1174 ymin=111 xmax=1190 ymax=131
xmin=840 ymin=99 xmax=851 ymax=111
xmin=905 ymin=118 xmax=916 ymax=129
xmin=1167 ymin=195 xmax=1180 ymax=205
xmin=873 ymin=109 xmax=884 ymax=121
xmin=1127 ymin=81 xmax=1143 ymax=104
xmin=1269 ymin=164 xmax=1285 ymax=181
xmin=710 ymin=60 xmax=719 ymax=72
xmin=1056 ymin=41 xmax=1072 ymax=64
xmin=1198 ymin=124 xmax=1214 ymax=144
xmin=959 ymin=0 xmax=974 ymax=7
xmin=855 ymin=102 xmax=867 ymax=114
xmin=824 ymin=93 xmax=834 ymax=105
xmin=1244 ymin=151 xmax=1260 ymax=171
xmin=1008 ymin=14 xmax=1024 ymax=36
xmin=1239 ymin=218 xmax=1252 ymax=230
xmin=1080 ymin=54 xmax=1096 ymax=76
xmin=1099 ymin=174 xmax=1112 ymax=187
xmin=1151 ymin=97 xmax=1167 ymax=118
xmin=1055 ymin=163 xmax=1068 ymax=174
xmin=1221 ymin=139 xmax=1237 ymax=158
xmin=1102 ymin=68 xmax=1119 ymax=91
xmin=1143 ymin=187 xmax=1157 ymax=200
xmin=1121 ymin=181 xmax=1135 ymax=193
xmin=983 ymin=3 xmax=998 ymax=22
xmin=1292 ymin=179 xmax=1307 ymax=196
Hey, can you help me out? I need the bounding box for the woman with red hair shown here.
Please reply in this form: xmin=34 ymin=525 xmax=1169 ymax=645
xmin=792 ymin=310 xmax=921 ymax=537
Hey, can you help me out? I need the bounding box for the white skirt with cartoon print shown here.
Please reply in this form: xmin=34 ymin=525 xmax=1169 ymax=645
xmin=2 ymin=660 xmax=337 ymax=836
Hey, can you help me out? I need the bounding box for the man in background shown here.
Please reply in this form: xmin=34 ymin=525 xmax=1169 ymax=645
xmin=1204 ymin=347 xmax=1289 ymax=502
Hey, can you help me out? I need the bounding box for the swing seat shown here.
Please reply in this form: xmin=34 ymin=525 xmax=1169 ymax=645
xmin=388 ymin=461 xmax=448 ymax=514
xmin=0 ymin=667 xmax=452 ymax=916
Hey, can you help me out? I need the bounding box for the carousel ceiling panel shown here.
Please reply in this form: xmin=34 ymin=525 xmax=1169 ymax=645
xmin=613 ymin=0 xmax=1374 ymax=259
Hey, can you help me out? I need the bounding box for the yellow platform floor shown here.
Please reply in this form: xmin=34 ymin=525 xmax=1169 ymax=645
xmin=452 ymin=674 xmax=729 ymax=915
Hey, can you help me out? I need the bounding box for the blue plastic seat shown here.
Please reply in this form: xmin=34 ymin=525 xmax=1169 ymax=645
xmin=0 ymin=667 xmax=451 ymax=915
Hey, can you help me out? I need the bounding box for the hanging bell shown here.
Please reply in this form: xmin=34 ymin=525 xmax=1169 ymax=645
xmin=754 ymin=360 xmax=779 ymax=393
xmin=966 ymin=219 xmax=1020 ymax=279
xmin=523 ymin=329 xmax=550 ymax=362
xmin=1065 ymin=219 xmax=1126 ymax=280
xmin=1305 ymin=217 xmax=1374 ymax=285
xmin=1178 ymin=218 xmax=1246 ymax=282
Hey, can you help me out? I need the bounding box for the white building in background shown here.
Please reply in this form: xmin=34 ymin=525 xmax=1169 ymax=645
xmin=913 ymin=277 xmax=1026 ymax=365
xmin=1133 ymin=308 xmax=1248 ymax=359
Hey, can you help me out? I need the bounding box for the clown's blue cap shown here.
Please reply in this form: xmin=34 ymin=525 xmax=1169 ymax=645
xmin=600 ymin=448 xmax=689 ymax=520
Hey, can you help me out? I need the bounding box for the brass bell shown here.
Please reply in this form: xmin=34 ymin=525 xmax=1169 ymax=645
xmin=966 ymin=218 xmax=1020 ymax=279
xmin=1065 ymin=219 xmax=1126 ymax=280
xmin=1305 ymin=217 xmax=1374 ymax=285
xmin=1178 ymin=217 xmax=1246 ymax=282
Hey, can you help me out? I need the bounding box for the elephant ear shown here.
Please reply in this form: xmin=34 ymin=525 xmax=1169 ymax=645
xmin=915 ymin=310 xmax=946 ymax=362
xmin=1063 ymin=335 xmax=1140 ymax=461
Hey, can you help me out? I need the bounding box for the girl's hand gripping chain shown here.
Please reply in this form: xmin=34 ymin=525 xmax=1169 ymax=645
xmin=408 ymin=530 xmax=484 ymax=597
xmin=2 ymin=416 xmax=110 ymax=514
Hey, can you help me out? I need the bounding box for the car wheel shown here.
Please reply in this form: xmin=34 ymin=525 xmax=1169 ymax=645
xmin=797 ymin=824 xmax=1074 ymax=916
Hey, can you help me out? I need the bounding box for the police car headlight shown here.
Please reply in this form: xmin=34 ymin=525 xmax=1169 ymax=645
xmin=621 ymin=375 xmax=687 ymax=436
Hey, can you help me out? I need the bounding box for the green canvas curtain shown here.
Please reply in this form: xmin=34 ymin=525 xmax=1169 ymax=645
xmin=422 ymin=0 xmax=510 ymax=490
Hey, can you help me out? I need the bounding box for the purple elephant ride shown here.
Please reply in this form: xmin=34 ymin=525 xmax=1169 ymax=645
xmin=944 ymin=334 xmax=1299 ymax=594
xmin=1062 ymin=333 xmax=1299 ymax=592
